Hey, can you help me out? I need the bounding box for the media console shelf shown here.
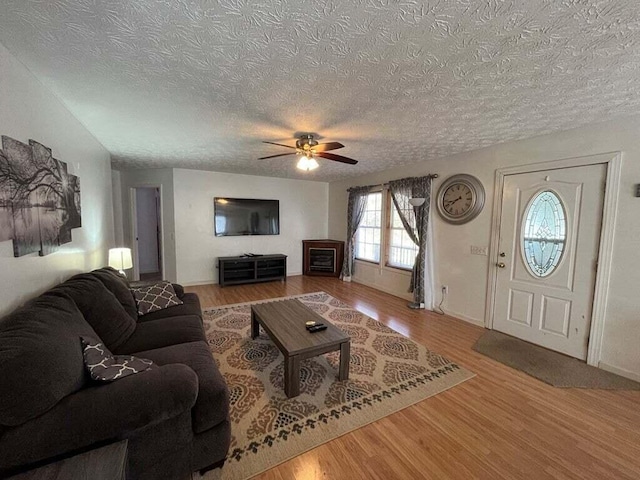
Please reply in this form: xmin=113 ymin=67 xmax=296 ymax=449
xmin=218 ymin=254 xmax=287 ymax=287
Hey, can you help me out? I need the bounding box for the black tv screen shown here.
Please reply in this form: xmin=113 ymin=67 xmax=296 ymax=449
xmin=214 ymin=198 xmax=280 ymax=237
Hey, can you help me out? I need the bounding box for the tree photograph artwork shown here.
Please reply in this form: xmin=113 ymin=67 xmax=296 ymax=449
xmin=0 ymin=135 xmax=82 ymax=257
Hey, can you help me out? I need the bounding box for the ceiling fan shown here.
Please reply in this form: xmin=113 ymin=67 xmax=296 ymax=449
xmin=259 ymin=134 xmax=358 ymax=170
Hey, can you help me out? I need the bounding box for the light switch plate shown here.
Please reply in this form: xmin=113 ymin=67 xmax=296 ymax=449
xmin=470 ymin=245 xmax=488 ymax=256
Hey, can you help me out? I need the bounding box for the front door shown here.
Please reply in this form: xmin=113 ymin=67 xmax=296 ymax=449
xmin=493 ymin=164 xmax=606 ymax=360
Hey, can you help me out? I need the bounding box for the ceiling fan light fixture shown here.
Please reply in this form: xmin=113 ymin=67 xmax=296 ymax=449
xmin=297 ymin=155 xmax=318 ymax=171
xmin=260 ymin=135 xmax=357 ymax=166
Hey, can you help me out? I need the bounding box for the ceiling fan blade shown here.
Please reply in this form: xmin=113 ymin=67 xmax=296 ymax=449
xmin=258 ymin=152 xmax=296 ymax=160
xmin=262 ymin=141 xmax=296 ymax=149
xmin=312 ymin=142 xmax=345 ymax=152
xmin=316 ymin=152 xmax=358 ymax=165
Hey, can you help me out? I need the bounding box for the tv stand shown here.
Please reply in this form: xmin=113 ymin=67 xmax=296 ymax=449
xmin=218 ymin=254 xmax=287 ymax=287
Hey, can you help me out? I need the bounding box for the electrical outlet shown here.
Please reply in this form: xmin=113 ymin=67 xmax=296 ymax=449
xmin=442 ymin=285 xmax=448 ymax=295
xmin=470 ymin=245 xmax=488 ymax=256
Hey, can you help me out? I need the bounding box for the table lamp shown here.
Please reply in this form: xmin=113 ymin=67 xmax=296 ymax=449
xmin=108 ymin=248 xmax=133 ymax=276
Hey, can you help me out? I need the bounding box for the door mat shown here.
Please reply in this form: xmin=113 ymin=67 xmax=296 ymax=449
xmin=473 ymin=330 xmax=639 ymax=390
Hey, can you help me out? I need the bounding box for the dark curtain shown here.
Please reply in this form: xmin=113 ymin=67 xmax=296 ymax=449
xmin=388 ymin=176 xmax=433 ymax=306
xmin=340 ymin=185 xmax=372 ymax=281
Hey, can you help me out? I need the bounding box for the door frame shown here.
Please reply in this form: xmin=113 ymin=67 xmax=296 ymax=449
xmin=485 ymin=152 xmax=622 ymax=367
xmin=129 ymin=184 xmax=164 ymax=282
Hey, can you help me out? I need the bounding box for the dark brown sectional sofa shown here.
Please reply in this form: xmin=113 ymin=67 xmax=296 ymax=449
xmin=0 ymin=267 xmax=230 ymax=479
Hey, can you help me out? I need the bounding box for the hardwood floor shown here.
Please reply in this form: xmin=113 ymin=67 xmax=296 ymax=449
xmin=187 ymin=276 xmax=640 ymax=480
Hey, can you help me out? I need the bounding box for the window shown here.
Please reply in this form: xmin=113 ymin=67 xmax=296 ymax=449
xmin=387 ymin=195 xmax=419 ymax=270
xmin=522 ymin=190 xmax=566 ymax=277
xmin=355 ymin=191 xmax=382 ymax=262
xmin=354 ymin=190 xmax=420 ymax=271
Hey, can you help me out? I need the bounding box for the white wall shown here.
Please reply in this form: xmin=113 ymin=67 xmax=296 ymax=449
xmin=173 ymin=169 xmax=328 ymax=285
xmin=116 ymin=168 xmax=176 ymax=282
xmin=329 ymin=115 xmax=640 ymax=381
xmin=0 ymin=42 xmax=114 ymax=316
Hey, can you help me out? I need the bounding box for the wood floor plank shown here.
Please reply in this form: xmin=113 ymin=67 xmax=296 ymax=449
xmin=187 ymin=276 xmax=640 ymax=480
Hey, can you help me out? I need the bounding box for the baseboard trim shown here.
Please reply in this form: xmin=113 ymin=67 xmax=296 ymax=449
xmin=182 ymin=279 xmax=216 ymax=287
xmin=443 ymin=309 xmax=485 ymax=328
xmin=181 ymin=272 xmax=302 ymax=287
xmin=598 ymin=361 xmax=640 ymax=383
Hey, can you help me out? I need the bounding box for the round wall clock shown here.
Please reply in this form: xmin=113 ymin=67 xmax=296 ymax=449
xmin=436 ymin=174 xmax=485 ymax=224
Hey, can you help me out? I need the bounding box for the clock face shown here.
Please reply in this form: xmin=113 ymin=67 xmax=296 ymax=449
xmin=436 ymin=174 xmax=485 ymax=224
xmin=442 ymin=183 xmax=473 ymax=217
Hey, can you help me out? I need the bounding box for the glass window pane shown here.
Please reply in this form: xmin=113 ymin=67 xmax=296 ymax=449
xmin=387 ymin=195 xmax=418 ymax=269
xmin=522 ymin=190 xmax=567 ymax=277
xmin=355 ymin=192 xmax=382 ymax=263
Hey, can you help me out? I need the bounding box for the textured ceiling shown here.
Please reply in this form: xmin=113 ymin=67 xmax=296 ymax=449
xmin=1 ymin=1 xmax=640 ymax=182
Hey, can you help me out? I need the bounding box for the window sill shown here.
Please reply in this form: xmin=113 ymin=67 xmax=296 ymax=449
xmin=354 ymin=258 xmax=380 ymax=266
xmin=385 ymin=263 xmax=413 ymax=273
xmin=354 ymin=259 xmax=412 ymax=276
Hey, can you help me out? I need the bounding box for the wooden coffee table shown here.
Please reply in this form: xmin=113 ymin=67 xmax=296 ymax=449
xmin=251 ymin=299 xmax=350 ymax=398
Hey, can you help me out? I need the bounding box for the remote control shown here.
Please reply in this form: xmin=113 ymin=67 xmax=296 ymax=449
xmin=306 ymin=322 xmax=323 ymax=330
xmin=308 ymin=324 xmax=327 ymax=333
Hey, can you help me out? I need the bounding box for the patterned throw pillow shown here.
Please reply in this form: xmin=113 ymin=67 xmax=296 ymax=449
xmin=81 ymin=337 xmax=154 ymax=382
xmin=130 ymin=281 xmax=183 ymax=316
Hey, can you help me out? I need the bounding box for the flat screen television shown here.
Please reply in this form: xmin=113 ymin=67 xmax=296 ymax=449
xmin=214 ymin=197 xmax=280 ymax=237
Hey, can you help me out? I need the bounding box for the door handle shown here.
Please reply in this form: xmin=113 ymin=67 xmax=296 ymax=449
xmin=497 ymin=262 xmax=506 ymax=268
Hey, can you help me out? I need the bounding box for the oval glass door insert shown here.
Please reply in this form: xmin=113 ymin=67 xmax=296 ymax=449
xmin=522 ymin=190 xmax=567 ymax=277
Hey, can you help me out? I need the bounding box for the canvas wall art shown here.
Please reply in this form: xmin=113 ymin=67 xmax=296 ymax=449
xmin=0 ymin=135 xmax=82 ymax=257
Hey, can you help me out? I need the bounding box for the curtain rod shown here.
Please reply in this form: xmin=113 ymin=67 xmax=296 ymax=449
xmin=347 ymin=174 xmax=438 ymax=192
xmin=382 ymin=174 xmax=438 ymax=187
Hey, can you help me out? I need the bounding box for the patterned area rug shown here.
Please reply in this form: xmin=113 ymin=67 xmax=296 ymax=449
xmin=199 ymin=292 xmax=474 ymax=480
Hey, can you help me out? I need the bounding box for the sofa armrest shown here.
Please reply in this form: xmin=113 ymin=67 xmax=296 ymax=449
xmin=172 ymin=283 xmax=185 ymax=298
xmin=0 ymin=364 xmax=198 ymax=472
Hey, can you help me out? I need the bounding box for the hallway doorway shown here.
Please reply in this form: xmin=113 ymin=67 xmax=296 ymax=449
xmin=131 ymin=186 xmax=163 ymax=282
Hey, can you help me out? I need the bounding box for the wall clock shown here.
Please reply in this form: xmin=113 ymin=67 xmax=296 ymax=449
xmin=436 ymin=174 xmax=485 ymax=224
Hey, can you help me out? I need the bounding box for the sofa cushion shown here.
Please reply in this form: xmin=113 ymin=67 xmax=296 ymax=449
xmin=81 ymin=337 xmax=155 ymax=382
xmin=91 ymin=267 xmax=138 ymax=321
xmin=131 ymin=281 xmax=183 ymax=316
xmin=136 ymin=292 xmax=202 ymax=323
xmin=0 ymin=294 xmax=96 ymax=426
xmin=113 ymin=315 xmax=206 ymax=355
xmin=136 ymin=341 xmax=229 ymax=434
xmin=47 ymin=274 xmax=136 ymax=351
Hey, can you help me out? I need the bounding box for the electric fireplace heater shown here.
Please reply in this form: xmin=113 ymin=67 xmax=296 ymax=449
xmin=309 ymin=248 xmax=336 ymax=272
xmin=302 ymin=240 xmax=344 ymax=277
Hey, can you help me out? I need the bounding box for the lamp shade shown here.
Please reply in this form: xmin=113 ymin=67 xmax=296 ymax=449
xmin=409 ymin=197 xmax=426 ymax=207
xmin=297 ymin=155 xmax=319 ymax=171
xmin=108 ymin=248 xmax=133 ymax=271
